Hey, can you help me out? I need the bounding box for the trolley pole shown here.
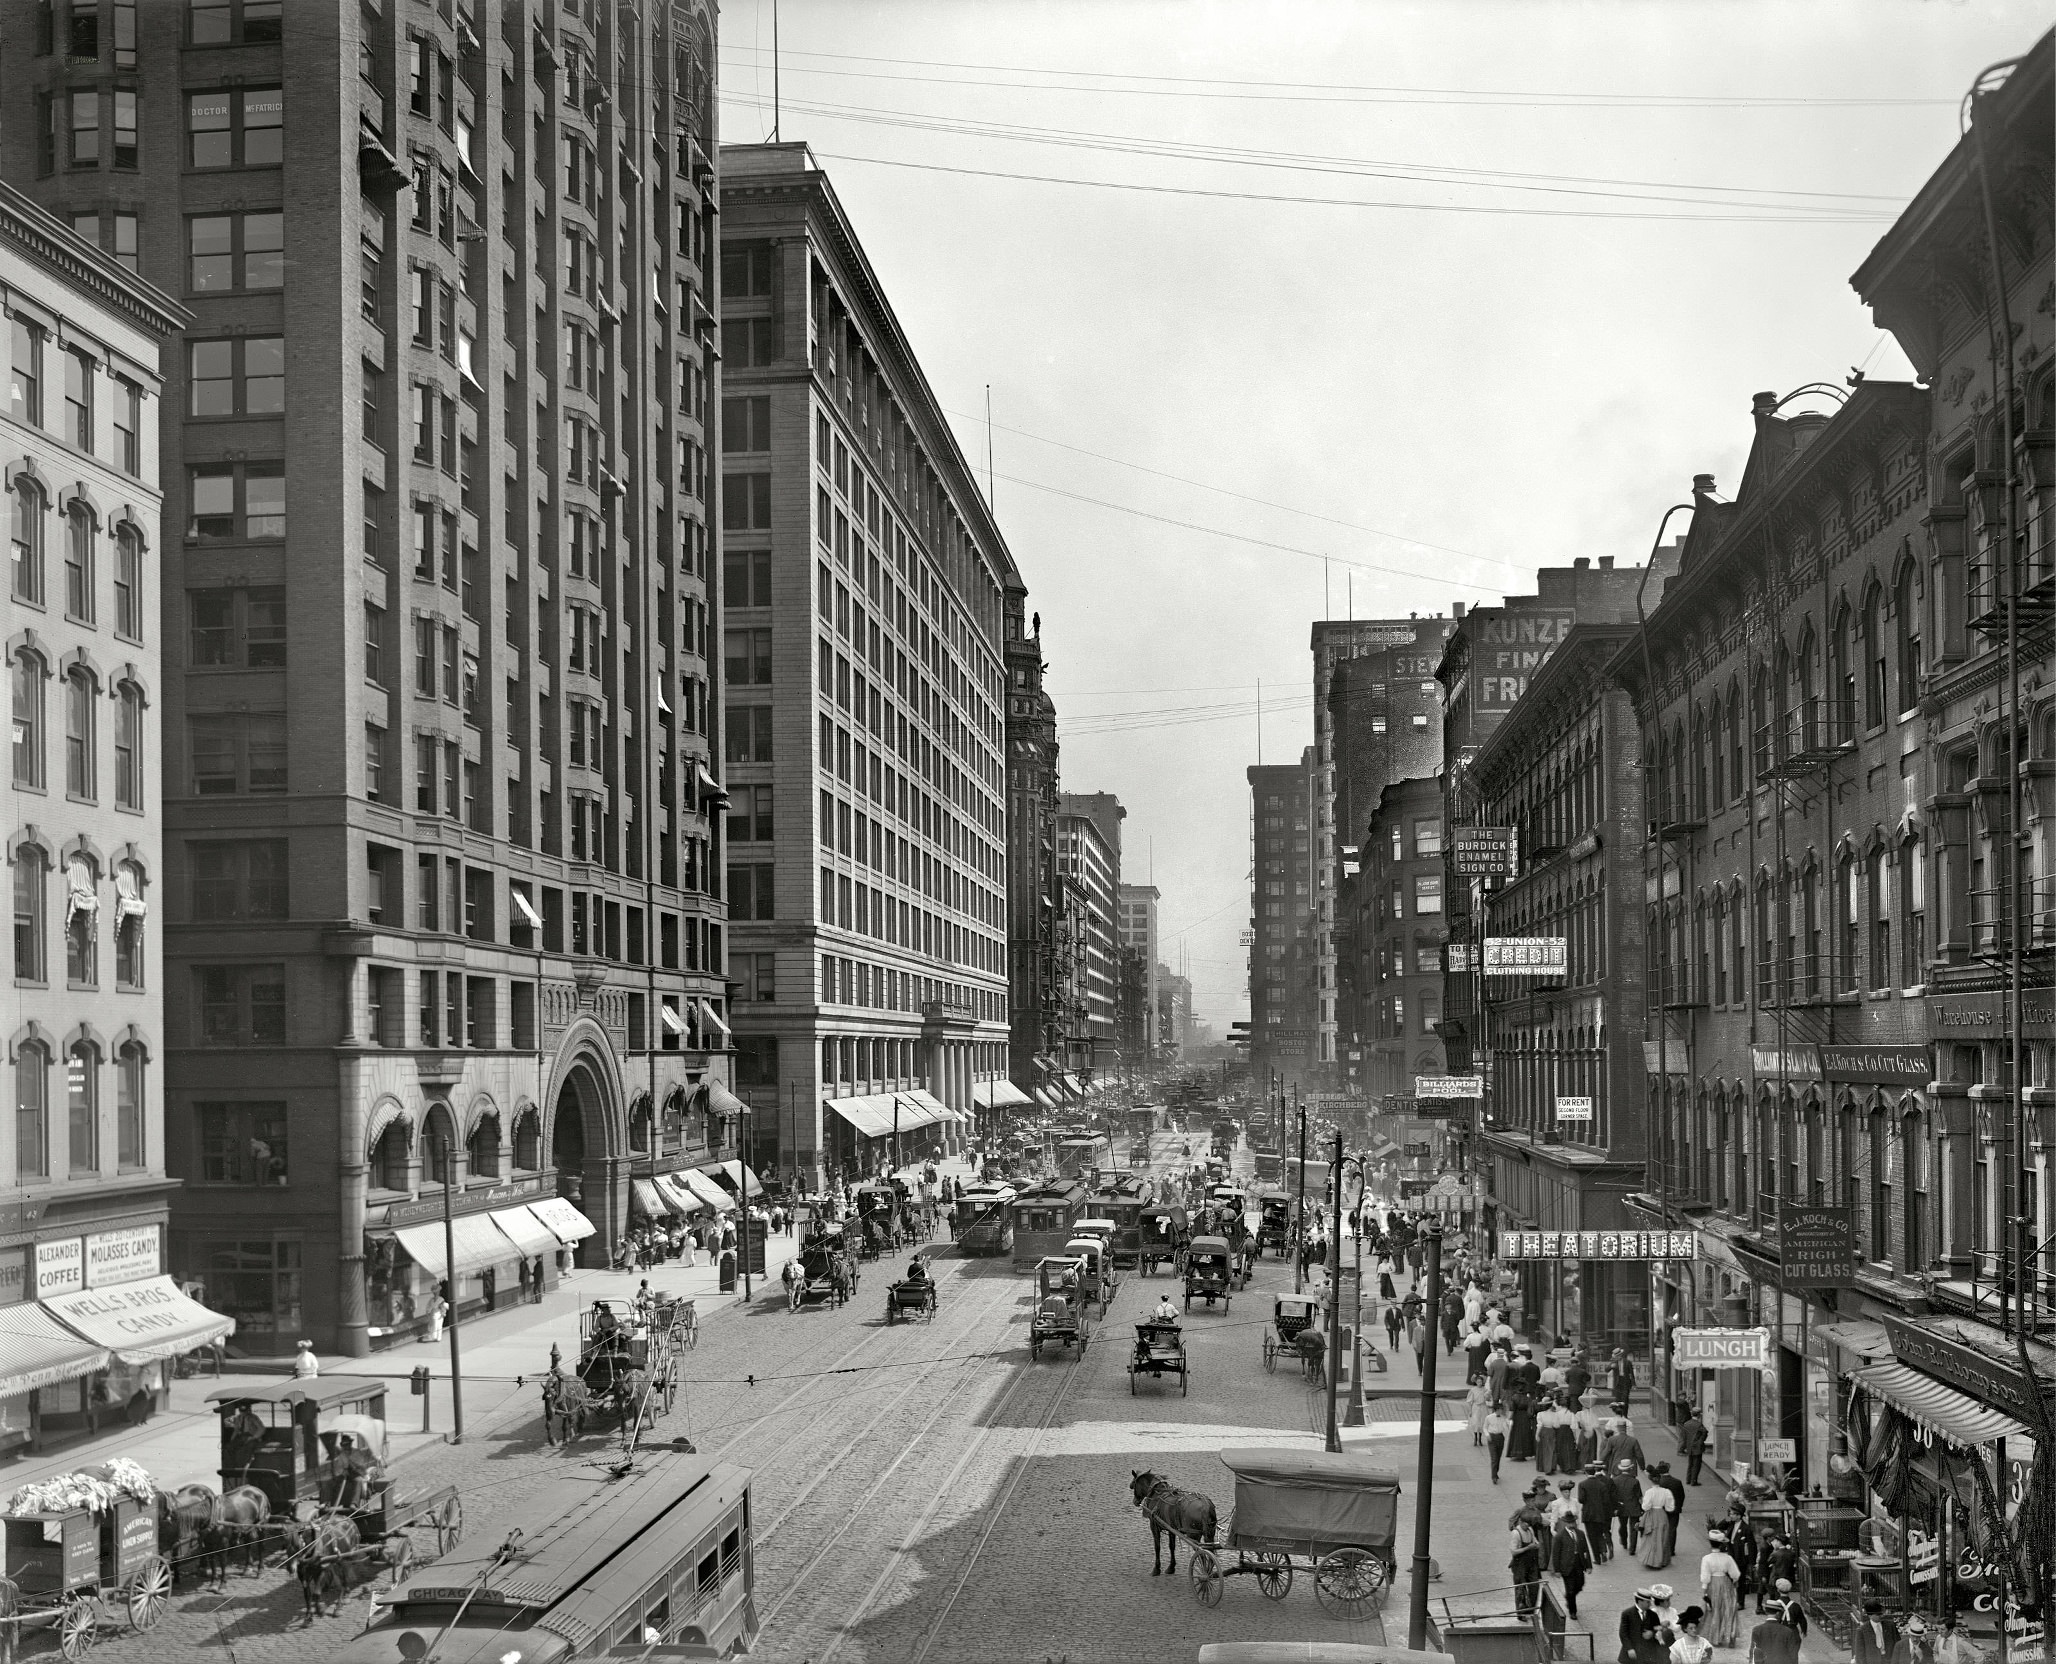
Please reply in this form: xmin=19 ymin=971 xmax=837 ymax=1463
xmin=435 ymin=1124 xmax=464 ymax=1444
xmin=1407 ymin=1217 xmax=1445 ymax=1652
xmin=1293 ymin=1090 xmax=1309 ymax=1295
xmin=1324 ymin=1131 xmax=1346 ymax=1453
xmin=741 ymin=1095 xmax=753 ymax=1301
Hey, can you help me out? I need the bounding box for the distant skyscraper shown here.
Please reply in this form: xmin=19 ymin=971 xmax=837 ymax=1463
xmin=1247 ymin=751 xmax=1315 ymax=1086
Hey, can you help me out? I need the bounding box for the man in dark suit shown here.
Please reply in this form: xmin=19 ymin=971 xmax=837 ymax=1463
xmin=1678 ymin=1407 xmax=1709 ymax=1483
xmin=1575 ymin=1462 xmax=1615 ymax=1564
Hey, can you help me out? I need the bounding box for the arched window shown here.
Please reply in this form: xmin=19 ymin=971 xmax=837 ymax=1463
xmin=1727 ymin=682 xmax=1745 ymax=798
xmin=1830 ymin=604 xmax=1855 ymax=741
xmin=468 ymin=1112 xmax=501 ymax=1179
xmin=1713 ymin=1093 xmax=1731 ymax=1211
xmin=11 ymin=480 xmax=44 ymax=604
xmin=12 ymin=650 xmax=44 ymax=787
xmin=1796 ymin=631 xmax=1818 ymax=749
xmin=1709 ymin=694 xmax=1725 ymax=806
xmin=64 ymin=668 xmax=93 ymax=799
xmin=63 ymin=504 xmax=92 ymax=622
xmin=114 ymin=524 xmax=142 ymax=640
xmin=1712 ymin=892 xmax=1728 ymax=1004
xmin=371 ymin=1117 xmax=410 ymax=1191
xmin=424 ymin=1103 xmax=455 ymax=1184
xmin=13 ymin=846 xmax=46 ymax=983
xmin=1895 ymin=565 xmax=1921 ymax=708
xmin=115 ymin=1040 xmax=143 ymax=1168
xmin=1900 ymin=835 xmax=1925 ymax=985
xmin=113 ymin=681 xmax=141 ymax=810
xmin=1805 ymin=1101 xmax=1826 ymax=1204
xmin=1867 ymin=847 xmax=1890 ymax=989
xmin=628 ymin=1095 xmax=651 ymax=1153
xmin=1863 ymin=587 xmax=1886 ymax=728
xmin=511 ymin=1107 xmax=541 ymax=1171
xmin=63 ymin=855 xmax=96 ymax=986
xmin=1868 ymin=1107 xmax=1890 ymax=1261
xmin=66 ymin=1039 xmax=97 ymax=1174
xmin=15 ymin=1040 xmax=48 ymax=1179
xmin=1750 ymin=667 xmax=1769 ymax=780
xmin=1838 ymin=851 xmax=1859 ymax=994
xmin=114 ymin=862 xmax=144 ymax=987
xmin=1901 ymin=1110 xmax=1925 ymax=1270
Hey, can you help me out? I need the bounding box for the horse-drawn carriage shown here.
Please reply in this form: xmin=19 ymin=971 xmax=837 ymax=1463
xmin=852 ymin=1183 xmax=906 ymax=1259
xmin=1139 ymin=1204 xmax=1187 ymax=1276
xmin=541 ymin=1298 xmax=681 ymax=1442
xmin=1258 ymin=1195 xmax=1293 ymax=1257
xmin=1129 ymin=1321 xmax=1189 ymax=1396
xmin=1264 ymin=1293 xmax=1327 ymax=1381
xmin=1028 ymin=1256 xmax=1090 ymax=1361
xmin=1183 ymin=1235 xmax=1235 ymax=1313
xmin=0 ymin=1464 xmax=172 ymax=1659
xmin=1188 ymin=1448 xmax=1400 ymax=1620
xmin=789 ymin=1222 xmax=856 ymax=1311
xmin=883 ymin=1264 xmax=938 ymax=1323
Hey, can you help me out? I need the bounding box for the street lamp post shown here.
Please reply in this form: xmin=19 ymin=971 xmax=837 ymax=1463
xmin=1406 ymin=1216 xmax=1445 ymax=1653
xmin=431 ymin=1122 xmax=465 ymax=1444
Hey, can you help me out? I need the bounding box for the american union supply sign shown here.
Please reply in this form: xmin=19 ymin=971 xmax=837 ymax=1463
xmin=1672 ymin=1327 xmax=1772 ymax=1369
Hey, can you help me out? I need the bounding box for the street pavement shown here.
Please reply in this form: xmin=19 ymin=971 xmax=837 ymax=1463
xmin=0 ymin=1132 xmax=1846 ymax=1663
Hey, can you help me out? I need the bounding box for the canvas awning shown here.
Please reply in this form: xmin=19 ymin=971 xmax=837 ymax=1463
xmin=0 ymin=1303 xmax=109 ymax=1395
xmin=490 ymin=1205 xmax=561 ymax=1259
xmin=826 ymin=1093 xmax=899 ymax=1140
xmin=1853 ymin=1362 xmax=2032 ymax=1448
xmin=709 ymin=1159 xmax=764 ymax=1201
xmin=975 ymin=1080 xmax=1032 ymax=1109
xmin=42 ymin=1276 xmax=237 ymax=1366
xmin=695 ymin=998 xmax=731 ymax=1037
xmin=1817 ymin=1320 xmax=1892 ymax=1362
xmin=699 ymin=1081 xmax=747 ymax=1118
xmin=528 ymin=1195 xmax=597 ymax=1244
xmin=1371 ymin=1139 xmax=1400 ymax=1159
xmin=1032 ymin=1087 xmax=1059 ymax=1111
xmin=391 ymin=1214 xmax=517 ymax=1279
xmin=631 ymin=1178 xmax=671 ymax=1218
xmin=673 ymin=1169 xmax=733 ymax=1212
xmin=895 ymin=1090 xmax=959 ymax=1130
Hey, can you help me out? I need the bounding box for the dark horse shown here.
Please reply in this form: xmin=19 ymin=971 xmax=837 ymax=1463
xmin=1129 ymin=1470 xmax=1217 ymax=1576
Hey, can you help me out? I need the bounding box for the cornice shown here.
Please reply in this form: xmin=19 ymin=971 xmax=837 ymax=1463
xmin=0 ymin=181 xmax=187 ymax=340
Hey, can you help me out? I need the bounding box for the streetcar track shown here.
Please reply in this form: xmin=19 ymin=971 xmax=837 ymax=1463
xmin=747 ymin=1272 xmax=1031 ymax=1548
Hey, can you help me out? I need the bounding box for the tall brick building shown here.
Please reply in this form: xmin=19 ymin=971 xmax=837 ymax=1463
xmin=1248 ymin=751 xmax=1315 ymax=1087
xmin=1354 ymin=776 xmax=1447 ymax=1106
xmin=1004 ymin=590 xmax=1060 ymax=1093
xmin=718 ymin=142 xmax=1016 ymax=1182
xmin=2 ymin=0 xmax=736 ymax=1352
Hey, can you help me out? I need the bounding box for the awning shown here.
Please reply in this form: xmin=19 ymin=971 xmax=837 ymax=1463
xmin=0 ymin=1303 xmax=110 ymax=1394
xmin=975 ymin=1080 xmax=1032 ymax=1109
xmin=660 ymin=1005 xmax=688 ymax=1036
xmin=1817 ymin=1320 xmax=1893 ymax=1362
xmin=392 ymin=1213 xmax=517 ymax=1279
xmin=709 ymin=1160 xmax=763 ymax=1202
xmin=651 ymin=1173 xmax=697 ymax=1215
xmin=1032 ymin=1087 xmax=1059 ymax=1111
xmin=41 ymin=1277 xmax=237 ymax=1366
xmin=631 ymin=1178 xmax=671 ymax=1218
xmin=674 ymin=1169 xmax=733 ymax=1212
xmin=695 ymin=763 xmax=728 ymax=803
xmin=826 ymin=1093 xmax=899 ymax=1140
xmin=695 ymin=998 xmax=731 ymax=1037
xmin=1371 ymin=1139 xmax=1400 ymax=1159
xmin=490 ymin=1205 xmax=560 ymax=1259
xmin=528 ymin=1195 xmax=597 ymax=1244
xmin=896 ymin=1090 xmax=960 ymax=1130
xmin=1032 ymin=1053 xmax=1060 ymax=1075
xmin=1853 ymin=1362 xmax=2033 ymax=1448
xmin=701 ymin=1081 xmax=747 ymax=1118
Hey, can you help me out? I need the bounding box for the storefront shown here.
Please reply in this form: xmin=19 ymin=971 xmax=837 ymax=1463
xmin=0 ymin=1224 xmax=234 ymax=1453
xmin=1481 ymin=1128 xmax=1650 ymax=1352
xmin=363 ymin=1179 xmax=595 ymax=1344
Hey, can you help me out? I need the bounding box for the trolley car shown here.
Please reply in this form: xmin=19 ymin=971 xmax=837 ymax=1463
xmin=1055 ymin=1134 xmax=1112 ymax=1180
xmin=1010 ymin=1179 xmax=1089 ymax=1269
xmin=1087 ymin=1174 xmax=1155 ymax=1270
xmin=954 ymin=1181 xmax=1017 ymax=1256
xmin=327 ymin=1443 xmax=755 ymax=1662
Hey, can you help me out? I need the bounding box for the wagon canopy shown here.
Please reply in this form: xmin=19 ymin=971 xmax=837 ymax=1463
xmin=1219 ymin=1448 xmax=1401 ymax=1549
xmin=1190 ymin=1236 xmax=1230 ymax=1255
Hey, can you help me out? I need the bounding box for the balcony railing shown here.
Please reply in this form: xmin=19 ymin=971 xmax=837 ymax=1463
xmin=1753 ymin=707 xmax=1854 ymax=781
xmin=1967 ymin=556 xmax=2056 ymax=641
xmin=1968 ymin=878 xmax=2056 ymax=960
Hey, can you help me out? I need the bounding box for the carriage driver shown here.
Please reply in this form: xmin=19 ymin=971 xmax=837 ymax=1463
xmin=905 ymin=1257 xmax=929 ymax=1282
xmin=1151 ymin=1291 xmax=1180 ymax=1324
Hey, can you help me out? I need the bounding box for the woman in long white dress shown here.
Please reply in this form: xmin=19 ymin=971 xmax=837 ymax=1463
xmin=1700 ymin=1532 xmax=1743 ymax=1646
xmin=1638 ymin=1476 xmax=1676 ymax=1567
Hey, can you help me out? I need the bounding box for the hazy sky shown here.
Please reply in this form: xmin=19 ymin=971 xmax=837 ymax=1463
xmin=717 ymin=1 xmax=2044 ymax=1028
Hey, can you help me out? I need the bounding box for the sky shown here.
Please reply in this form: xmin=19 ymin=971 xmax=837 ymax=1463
xmin=715 ymin=0 xmax=2047 ymax=1030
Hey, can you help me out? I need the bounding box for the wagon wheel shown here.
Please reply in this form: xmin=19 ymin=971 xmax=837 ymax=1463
xmin=435 ymin=1494 xmax=465 ymax=1556
xmin=1189 ymin=1547 xmax=1224 ymax=1608
xmin=1249 ymin=1550 xmax=1293 ymax=1600
xmin=1263 ymin=1334 xmax=1277 ymax=1372
xmin=58 ymin=1594 xmax=96 ymax=1661
xmin=1313 ymin=1548 xmax=1386 ymax=1619
xmin=382 ymin=1532 xmax=413 ymax=1588
xmin=124 ymin=1556 xmax=172 ymax=1631
xmin=1181 ymin=1357 xmax=1189 ymax=1397
xmin=0 ymin=1575 xmax=16 ymax=1664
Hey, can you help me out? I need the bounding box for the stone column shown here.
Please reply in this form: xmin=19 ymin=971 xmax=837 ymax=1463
xmin=328 ymin=938 xmax=374 ymax=1359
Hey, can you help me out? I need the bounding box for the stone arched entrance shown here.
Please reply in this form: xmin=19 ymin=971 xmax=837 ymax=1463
xmin=548 ymin=1031 xmax=624 ymax=1267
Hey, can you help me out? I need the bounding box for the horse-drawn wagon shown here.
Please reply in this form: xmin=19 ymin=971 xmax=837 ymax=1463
xmin=1139 ymin=1203 xmax=1187 ymax=1276
xmin=1129 ymin=1321 xmax=1189 ymax=1396
xmin=1184 ymin=1235 xmax=1235 ymax=1313
xmin=211 ymin=1377 xmax=391 ymax=1517
xmin=1264 ymin=1293 xmax=1327 ymax=1381
xmin=789 ymin=1223 xmax=856 ymax=1311
xmin=1028 ymin=1256 xmax=1089 ymax=1361
xmin=1189 ymin=1449 xmax=1400 ymax=1621
xmin=540 ymin=1298 xmax=681 ymax=1442
xmin=1258 ymin=1195 xmax=1294 ymax=1257
xmin=883 ymin=1264 xmax=938 ymax=1323
xmin=1063 ymin=1237 xmax=1114 ymax=1315
xmin=0 ymin=1464 xmax=172 ymax=1659
xmin=852 ymin=1183 xmax=908 ymax=1258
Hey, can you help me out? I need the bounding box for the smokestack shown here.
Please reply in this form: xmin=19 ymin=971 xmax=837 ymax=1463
xmin=1692 ymin=473 xmax=1718 ymax=510
xmin=1451 ymin=602 xmax=1466 ymax=620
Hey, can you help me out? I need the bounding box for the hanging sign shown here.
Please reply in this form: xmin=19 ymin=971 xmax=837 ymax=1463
xmin=1417 ymin=1076 xmax=1482 ymax=1100
xmin=1779 ymin=1204 xmax=1856 ymax=1288
xmin=1672 ymin=1327 xmax=1772 ymax=1369
xmin=1500 ymin=1230 xmax=1698 ymax=1261
xmin=1452 ymin=827 xmax=1517 ymax=878
xmin=1483 ymin=939 xmax=1566 ymax=975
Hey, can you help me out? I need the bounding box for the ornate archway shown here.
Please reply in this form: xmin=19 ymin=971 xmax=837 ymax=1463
xmin=547 ymin=1024 xmax=625 ymax=1267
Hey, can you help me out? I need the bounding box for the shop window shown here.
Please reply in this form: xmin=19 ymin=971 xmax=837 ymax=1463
xmin=201 ymin=1239 xmax=302 ymax=1341
xmin=370 ymin=1119 xmax=410 ymax=1191
xmin=196 ymin=1099 xmax=287 ymax=1184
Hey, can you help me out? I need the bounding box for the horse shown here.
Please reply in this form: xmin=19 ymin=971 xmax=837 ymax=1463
xmin=279 ymin=1509 xmax=360 ymax=1621
xmin=156 ymin=1482 xmax=220 ymax=1587
xmin=217 ymin=1484 xmax=272 ymax=1574
xmin=1128 ymin=1470 xmax=1217 ymax=1576
xmin=540 ymin=1368 xmax=593 ymax=1444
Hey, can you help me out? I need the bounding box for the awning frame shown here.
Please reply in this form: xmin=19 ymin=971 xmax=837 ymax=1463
xmin=1853 ymin=1361 xmax=2035 ymax=1449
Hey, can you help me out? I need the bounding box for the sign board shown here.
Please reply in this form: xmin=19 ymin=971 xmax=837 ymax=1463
xmin=1779 ymin=1204 xmax=1856 ymax=1288
xmin=85 ymin=1226 xmax=159 ymax=1288
xmin=1500 ymin=1230 xmax=1698 ymax=1261
xmin=1750 ymin=1045 xmax=1820 ymax=1081
xmin=1879 ymin=1314 xmax=2049 ymax=1429
xmin=1483 ymin=938 xmax=1567 ymax=976
xmin=1417 ymin=1076 xmax=1482 ymax=1099
xmin=1817 ymin=1045 xmax=1931 ymax=1086
xmin=0 ymin=1246 xmax=27 ymax=1308
xmin=1401 ymin=1142 xmax=1431 ymax=1158
xmin=379 ymin=1176 xmax=544 ymax=1229
xmin=1384 ymin=1097 xmax=1420 ymax=1117
xmin=1759 ymin=1437 xmax=1797 ymax=1464
xmin=1907 ymin=1533 xmax=1940 ymax=1585
xmin=1554 ymin=1097 xmax=1594 ymax=1122
xmin=1452 ymin=827 xmax=1517 ymax=879
xmin=34 ymin=1238 xmax=83 ymax=1299
xmin=1446 ymin=943 xmax=1475 ymax=974
xmin=1674 ymin=1327 xmax=1772 ymax=1368
xmin=1472 ymin=611 xmax=1577 ymax=713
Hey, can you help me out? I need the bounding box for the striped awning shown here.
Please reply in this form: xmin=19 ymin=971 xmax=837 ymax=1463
xmin=975 ymin=1080 xmax=1032 ymax=1108
xmin=0 ymin=1303 xmax=109 ymax=1395
xmin=1816 ymin=1320 xmax=1892 ymax=1361
xmin=490 ymin=1205 xmax=561 ymax=1258
xmin=674 ymin=1169 xmax=734 ymax=1213
xmin=1853 ymin=1362 xmax=2032 ymax=1448
xmin=529 ymin=1195 xmax=597 ymax=1244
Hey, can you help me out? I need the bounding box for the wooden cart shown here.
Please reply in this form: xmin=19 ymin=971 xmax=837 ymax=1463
xmin=209 ymin=1378 xmax=392 ymax=1518
xmin=1189 ymin=1448 xmax=1400 ymax=1621
xmin=0 ymin=1495 xmax=172 ymax=1661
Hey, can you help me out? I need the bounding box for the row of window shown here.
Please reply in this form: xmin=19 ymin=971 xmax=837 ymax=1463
xmin=8 ymin=322 xmax=144 ymax=475
xmin=11 ymin=849 xmax=146 ymax=988
xmin=10 ymin=483 xmax=147 ymax=635
xmin=36 ymin=85 xmax=283 ymax=177
xmin=32 ymin=1 xmax=281 ymax=58
xmin=816 ymin=865 xmax=1002 ymax=976
xmin=12 ymin=1040 xmax=147 ymax=1184
xmin=11 ymin=652 xmax=145 ymax=810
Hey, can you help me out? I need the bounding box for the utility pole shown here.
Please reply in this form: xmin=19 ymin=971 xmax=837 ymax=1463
xmin=1407 ymin=1219 xmax=1445 ymax=1652
xmin=1324 ymin=1131 xmax=1346 ymax=1452
xmin=1293 ymin=1088 xmax=1308 ymax=1295
xmin=435 ymin=1122 xmax=464 ymax=1444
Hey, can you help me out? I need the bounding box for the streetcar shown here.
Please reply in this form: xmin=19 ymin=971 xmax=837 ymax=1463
xmin=1055 ymin=1133 xmax=1112 ymax=1179
xmin=326 ymin=1442 xmax=754 ymax=1662
xmin=954 ymin=1180 xmax=1017 ymax=1256
xmin=1086 ymin=1172 xmax=1155 ymax=1270
xmin=1010 ymin=1178 xmax=1089 ymax=1269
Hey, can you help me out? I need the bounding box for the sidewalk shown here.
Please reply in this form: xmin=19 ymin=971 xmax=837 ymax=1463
xmin=0 ymin=1246 xmax=802 ymax=1501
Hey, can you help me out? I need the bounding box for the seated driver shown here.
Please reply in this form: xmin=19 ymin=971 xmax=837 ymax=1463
xmin=905 ymin=1258 xmax=928 ymax=1282
xmin=1152 ymin=1293 xmax=1180 ymax=1324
